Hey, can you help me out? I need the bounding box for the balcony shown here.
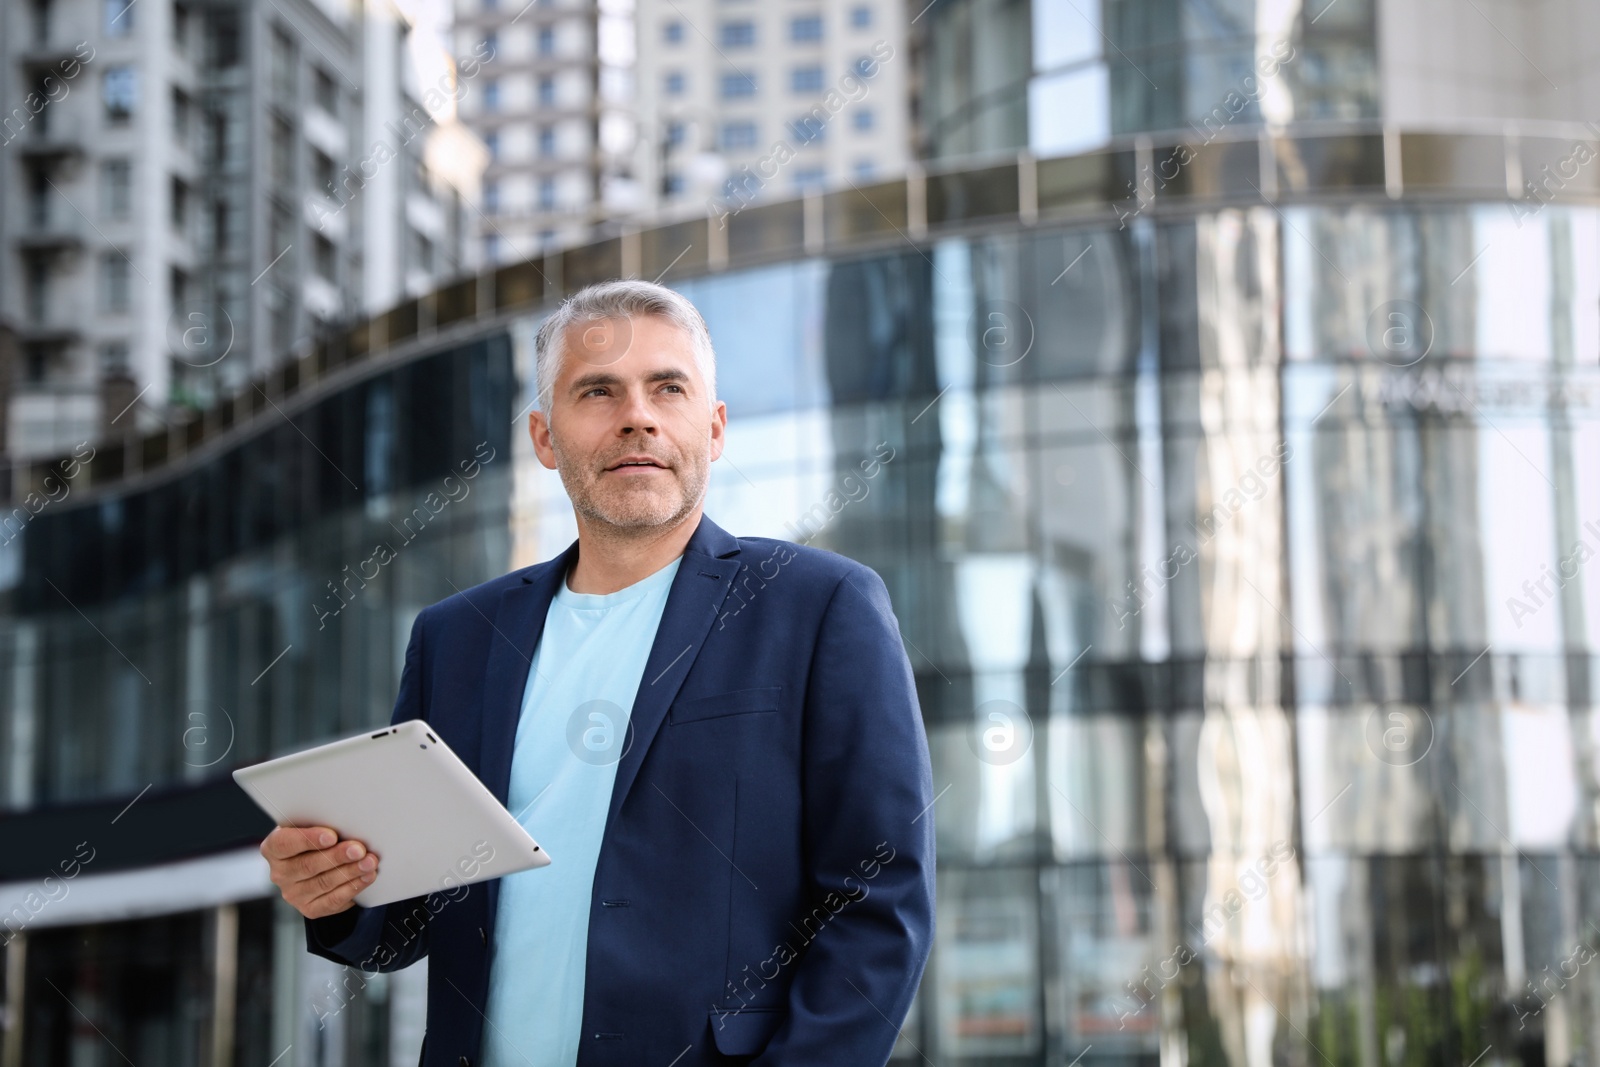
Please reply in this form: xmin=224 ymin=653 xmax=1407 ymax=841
xmin=12 ymin=130 xmax=86 ymax=161
xmin=17 ymin=285 xmax=87 ymax=346
xmin=13 ymin=211 xmax=85 ymax=254
xmin=6 ymin=382 xmax=99 ymax=461
xmin=16 ymin=37 xmax=92 ymax=73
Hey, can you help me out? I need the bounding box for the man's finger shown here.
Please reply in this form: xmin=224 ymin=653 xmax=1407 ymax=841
xmin=302 ymin=864 xmax=377 ymax=917
xmin=301 ymin=854 xmax=377 ymax=899
xmin=260 ymin=825 xmax=338 ymax=860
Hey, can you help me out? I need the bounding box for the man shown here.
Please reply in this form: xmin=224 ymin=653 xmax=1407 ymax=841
xmin=259 ymin=279 xmax=936 ymax=1066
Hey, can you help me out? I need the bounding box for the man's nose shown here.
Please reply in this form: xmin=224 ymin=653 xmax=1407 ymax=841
xmin=617 ymin=389 xmax=659 ymax=432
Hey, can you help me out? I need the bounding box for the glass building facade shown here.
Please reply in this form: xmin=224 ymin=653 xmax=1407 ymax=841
xmin=5 ymin=5 xmax=1600 ymax=1065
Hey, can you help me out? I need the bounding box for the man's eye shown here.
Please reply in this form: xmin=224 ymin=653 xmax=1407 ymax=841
xmin=662 ymin=384 xmax=684 ymax=393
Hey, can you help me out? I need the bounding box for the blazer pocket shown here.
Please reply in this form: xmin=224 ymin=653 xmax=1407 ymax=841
xmin=708 ymin=1006 xmax=787 ymax=1057
xmin=669 ymin=686 xmax=782 ymax=725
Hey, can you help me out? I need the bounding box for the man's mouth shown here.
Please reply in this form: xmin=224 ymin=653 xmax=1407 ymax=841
xmin=605 ymin=456 xmax=668 ymax=472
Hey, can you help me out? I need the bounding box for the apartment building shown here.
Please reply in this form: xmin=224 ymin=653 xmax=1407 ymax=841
xmin=0 ymin=0 xmax=483 ymax=461
xmin=453 ymin=0 xmax=634 ymax=263
xmin=628 ymin=0 xmax=909 ymax=221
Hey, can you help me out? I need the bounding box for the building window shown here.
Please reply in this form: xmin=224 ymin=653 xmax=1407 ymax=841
xmin=854 ymin=159 xmax=875 ymax=178
xmin=538 ymin=26 xmax=555 ymax=55
xmin=850 ymin=5 xmax=872 ymax=27
xmin=793 ymin=166 xmax=826 ymax=190
xmin=663 ymin=172 xmax=684 ymax=196
xmin=270 ymin=24 xmax=295 ymax=98
xmin=790 ymin=15 xmax=822 ymax=42
xmin=719 ymin=21 xmax=754 ymax=47
xmin=482 ymin=0 xmax=497 ymax=10
xmin=99 ymin=342 xmax=131 ymax=377
xmin=269 ymin=283 xmax=294 ymax=352
xmin=313 ymin=67 xmax=337 ymax=113
xmin=104 ymin=0 xmax=133 ymax=36
xmin=483 ymin=180 xmax=500 ymax=212
xmin=538 ymin=177 xmax=556 ymax=211
xmin=311 ymin=149 xmax=336 ymax=194
xmin=101 ymin=159 xmax=132 ymax=219
xmin=789 ymin=114 xmax=826 ymax=144
xmin=664 ymin=71 xmax=685 ymax=95
xmin=720 ymin=72 xmax=757 ymax=98
xmin=103 ymin=66 xmax=137 ymax=122
xmin=853 ymin=54 xmax=880 ymax=78
xmin=170 ymin=266 xmax=190 ymax=311
xmin=269 ymin=204 xmax=294 ymax=264
xmin=538 ymin=76 xmax=555 ymax=105
xmin=483 ymin=233 xmax=500 ymax=263
xmin=481 ymin=31 xmax=498 ymax=58
xmin=719 ymin=121 xmax=758 ymax=149
xmin=484 ymin=131 xmax=499 ymax=161
xmin=210 ymin=10 xmax=240 ymax=67
xmin=211 ymin=200 xmax=231 ymax=254
xmin=483 ymin=80 xmax=500 ymax=112
xmin=270 ymin=116 xmax=293 ymax=185
xmin=664 ymin=120 xmax=685 ymax=148
xmin=208 ymin=111 xmax=232 ymax=167
xmin=26 ymin=171 xmax=48 ymax=227
xmin=172 ymin=89 xmax=193 ymax=145
xmin=663 ymin=20 xmax=683 ymax=43
xmin=170 ymin=177 xmax=189 ymax=232
xmin=538 ymin=126 xmax=556 ymax=156
xmin=25 ymin=259 xmax=47 ymax=325
xmin=411 ymin=230 xmax=434 ymax=273
xmin=853 ymin=107 xmax=874 ymax=130
xmin=101 ymin=252 xmax=131 ymax=313
xmin=313 ymin=233 xmax=336 ymax=279
xmin=791 ymin=65 xmax=824 ymax=93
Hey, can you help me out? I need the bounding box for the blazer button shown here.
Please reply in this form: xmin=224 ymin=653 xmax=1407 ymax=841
xmin=458 ymin=1057 xmax=470 ymax=1066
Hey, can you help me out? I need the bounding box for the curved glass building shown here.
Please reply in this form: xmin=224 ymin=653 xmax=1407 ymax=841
xmin=4 ymin=2 xmax=1600 ymax=1064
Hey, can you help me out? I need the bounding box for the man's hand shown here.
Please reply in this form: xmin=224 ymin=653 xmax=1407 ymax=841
xmin=261 ymin=826 xmax=380 ymax=919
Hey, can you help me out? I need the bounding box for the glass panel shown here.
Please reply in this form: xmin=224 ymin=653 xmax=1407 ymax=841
xmin=727 ymin=199 xmax=805 ymax=263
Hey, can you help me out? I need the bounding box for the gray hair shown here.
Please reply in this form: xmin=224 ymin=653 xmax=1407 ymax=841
xmin=533 ymin=279 xmax=718 ymax=413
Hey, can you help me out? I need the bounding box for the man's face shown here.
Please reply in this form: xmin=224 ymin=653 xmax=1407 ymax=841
xmin=529 ymin=313 xmax=726 ymax=532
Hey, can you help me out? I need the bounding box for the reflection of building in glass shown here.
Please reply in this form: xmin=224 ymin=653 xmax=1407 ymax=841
xmin=4 ymin=1 xmax=1600 ymax=1064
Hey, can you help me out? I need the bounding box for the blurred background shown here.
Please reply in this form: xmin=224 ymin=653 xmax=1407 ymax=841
xmin=2 ymin=0 xmax=1600 ymax=1063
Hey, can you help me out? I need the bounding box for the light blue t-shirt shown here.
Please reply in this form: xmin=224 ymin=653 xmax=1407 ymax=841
xmin=480 ymin=554 xmax=683 ymax=1067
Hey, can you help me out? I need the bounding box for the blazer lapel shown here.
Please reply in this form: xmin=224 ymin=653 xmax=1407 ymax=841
xmin=479 ymin=543 xmax=578 ymax=808
xmin=603 ymin=514 xmax=743 ymax=837
xmin=478 ymin=515 xmax=743 ymax=930
xmin=479 ymin=541 xmax=575 ymax=935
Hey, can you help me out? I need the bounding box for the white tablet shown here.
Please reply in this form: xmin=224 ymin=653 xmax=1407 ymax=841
xmin=233 ymin=718 xmax=550 ymax=908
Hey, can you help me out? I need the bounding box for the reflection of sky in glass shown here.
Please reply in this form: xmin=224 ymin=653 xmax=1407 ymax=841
xmin=1473 ymin=207 xmax=1551 ymax=362
xmin=1501 ymin=703 xmax=1577 ymax=847
xmin=955 ymin=556 xmax=1036 ymax=857
xmin=1029 ymin=0 xmax=1108 ymax=156
xmin=1576 ymin=423 xmax=1600 ymax=644
xmin=1481 ymin=424 xmax=1558 ymax=649
xmin=934 ymin=240 xmax=977 ymax=521
xmin=673 ymin=260 xmax=830 ymax=418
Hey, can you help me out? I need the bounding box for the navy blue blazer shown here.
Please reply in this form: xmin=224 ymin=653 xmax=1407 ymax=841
xmin=304 ymin=513 xmax=936 ymax=1066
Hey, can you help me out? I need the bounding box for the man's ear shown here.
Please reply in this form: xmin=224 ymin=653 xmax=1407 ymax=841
xmin=708 ymin=400 xmax=728 ymax=461
xmin=529 ymin=411 xmax=559 ymax=471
